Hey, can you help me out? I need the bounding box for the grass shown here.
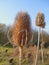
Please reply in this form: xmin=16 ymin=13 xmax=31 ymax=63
xmin=0 ymin=45 xmax=49 ymax=65
xmin=0 ymin=46 xmax=13 ymax=52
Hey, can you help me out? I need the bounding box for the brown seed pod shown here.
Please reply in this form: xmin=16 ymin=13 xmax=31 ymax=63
xmin=12 ymin=12 xmax=32 ymax=46
xmin=36 ymin=12 xmax=45 ymax=28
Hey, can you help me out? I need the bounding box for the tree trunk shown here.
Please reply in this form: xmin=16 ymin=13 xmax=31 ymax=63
xmin=19 ymin=46 xmax=23 ymax=65
xmin=35 ymin=27 xmax=40 ymax=65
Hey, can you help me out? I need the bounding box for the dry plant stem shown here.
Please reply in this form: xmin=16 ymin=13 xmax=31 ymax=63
xmin=25 ymin=30 xmax=27 ymax=47
xmin=41 ymin=46 xmax=44 ymax=64
xmin=7 ymin=29 xmax=13 ymax=45
xmin=35 ymin=27 xmax=40 ymax=65
xmin=41 ymin=28 xmax=44 ymax=64
xmin=19 ymin=35 xmax=23 ymax=65
xmin=19 ymin=46 xmax=23 ymax=65
xmin=7 ymin=29 xmax=15 ymax=48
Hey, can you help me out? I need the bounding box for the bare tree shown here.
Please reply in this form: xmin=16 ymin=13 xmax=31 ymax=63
xmin=35 ymin=12 xmax=45 ymax=65
xmin=12 ymin=12 xmax=32 ymax=65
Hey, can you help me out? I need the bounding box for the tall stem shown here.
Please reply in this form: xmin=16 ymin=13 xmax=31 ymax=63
xmin=41 ymin=28 xmax=44 ymax=64
xmin=25 ymin=30 xmax=27 ymax=47
xmin=19 ymin=34 xmax=23 ymax=65
xmin=35 ymin=27 xmax=40 ymax=65
xmin=19 ymin=46 xmax=23 ymax=65
xmin=41 ymin=46 xmax=44 ymax=63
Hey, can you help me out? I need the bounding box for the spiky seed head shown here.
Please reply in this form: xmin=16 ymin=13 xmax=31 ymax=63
xmin=36 ymin=12 xmax=45 ymax=28
xmin=12 ymin=12 xmax=32 ymax=46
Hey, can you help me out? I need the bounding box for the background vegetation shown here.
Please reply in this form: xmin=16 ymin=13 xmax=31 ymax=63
xmin=0 ymin=23 xmax=49 ymax=65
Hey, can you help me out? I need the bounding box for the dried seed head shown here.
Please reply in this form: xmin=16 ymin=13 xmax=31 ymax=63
xmin=12 ymin=12 xmax=32 ymax=46
xmin=36 ymin=12 xmax=45 ymax=28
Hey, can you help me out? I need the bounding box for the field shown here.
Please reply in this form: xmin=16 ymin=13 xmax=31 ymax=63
xmin=0 ymin=45 xmax=49 ymax=65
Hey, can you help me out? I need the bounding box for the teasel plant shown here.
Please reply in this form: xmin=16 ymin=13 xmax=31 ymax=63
xmin=11 ymin=12 xmax=32 ymax=65
xmin=35 ymin=12 xmax=45 ymax=65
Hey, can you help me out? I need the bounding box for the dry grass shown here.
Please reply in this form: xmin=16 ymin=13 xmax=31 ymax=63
xmin=0 ymin=46 xmax=49 ymax=65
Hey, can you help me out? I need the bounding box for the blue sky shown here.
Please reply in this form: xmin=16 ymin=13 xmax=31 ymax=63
xmin=0 ymin=0 xmax=49 ymax=33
